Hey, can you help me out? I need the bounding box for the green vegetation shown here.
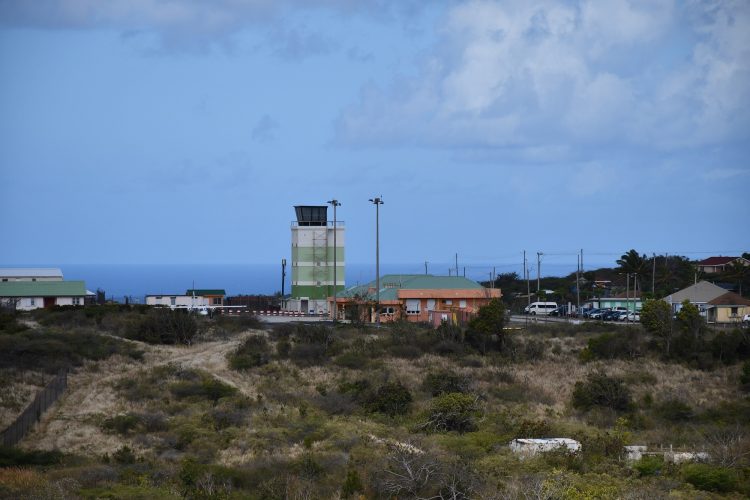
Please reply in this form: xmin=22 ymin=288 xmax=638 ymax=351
xmin=2 ymin=299 xmax=750 ymax=498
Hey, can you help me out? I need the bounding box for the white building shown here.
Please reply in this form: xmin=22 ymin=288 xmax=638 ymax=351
xmin=0 ymin=281 xmax=88 ymax=310
xmin=0 ymin=268 xmax=64 ymax=282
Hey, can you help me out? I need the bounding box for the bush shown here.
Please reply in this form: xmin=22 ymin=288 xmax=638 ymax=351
xmin=127 ymin=309 xmax=200 ymax=345
xmin=571 ymin=372 xmax=631 ymax=412
xmin=228 ymin=335 xmax=271 ymax=370
xmin=655 ymin=399 xmax=694 ymax=421
xmin=421 ymin=392 xmax=480 ymax=433
xmin=170 ymin=376 xmax=238 ymax=403
xmin=101 ymin=413 xmax=140 ymax=435
xmin=334 ymin=351 xmax=370 ymax=369
xmin=633 ymin=455 xmax=664 ymax=477
xmin=365 ymin=382 xmax=413 ymax=417
xmin=580 ymin=331 xmax=643 ymax=361
xmin=422 ymin=371 xmax=470 ymax=396
xmin=289 ymin=343 xmax=328 ymax=366
xmin=0 ymin=313 xmax=28 ymax=334
xmin=0 ymin=447 xmax=64 ymax=467
xmin=681 ymin=463 xmax=738 ymax=493
xmin=741 ymin=360 xmax=750 ymax=391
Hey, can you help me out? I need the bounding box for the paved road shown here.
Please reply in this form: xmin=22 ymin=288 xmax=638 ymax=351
xmin=508 ymin=314 xmax=639 ymax=326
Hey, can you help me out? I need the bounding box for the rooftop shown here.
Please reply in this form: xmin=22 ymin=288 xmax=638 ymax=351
xmin=0 ymin=280 xmax=87 ymax=297
xmin=0 ymin=268 xmax=63 ymax=278
xmin=338 ymin=274 xmax=492 ymax=301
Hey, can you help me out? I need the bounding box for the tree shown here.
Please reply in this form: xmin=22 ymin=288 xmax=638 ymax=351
xmin=466 ymin=298 xmax=506 ymax=354
xmin=640 ymin=299 xmax=674 ymax=356
xmin=723 ymin=261 xmax=749 ymax=296
xmin=676 ymin=299 xmax=706 ymax=342
xmin=617 ymin=249 xmax=649 ymax=295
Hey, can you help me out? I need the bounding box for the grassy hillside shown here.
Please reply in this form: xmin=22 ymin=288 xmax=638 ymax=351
xmin=0 ymin=308 xmax=749 ymax=498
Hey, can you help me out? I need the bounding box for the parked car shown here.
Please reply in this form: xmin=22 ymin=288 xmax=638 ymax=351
xmin=602 ymin=310 xmax=621 ymax=321
xmin=524 ymin=302 xmax=559 ymax=316
xmin=579 ymin=308 xmax=597 ymax=318
xmin=624 ymin=311 xmax=641 ymax=322
xmin=549 ymin=305 xmax=572 ymax=317
xmin=742 ymin=313 xmax=750 ymax=324
xmin=590 ymin=308 xmax=609 ymax=320
xmin=615 ymin=311 xmax=629 ymax=321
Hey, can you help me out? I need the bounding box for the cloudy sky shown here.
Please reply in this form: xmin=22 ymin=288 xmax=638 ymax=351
xmin=1 ymin=0 xmax=748 ymax=272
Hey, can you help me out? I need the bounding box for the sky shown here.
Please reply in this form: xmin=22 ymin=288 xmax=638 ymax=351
xmin=1 ymin=0 xmax=748 ymax=274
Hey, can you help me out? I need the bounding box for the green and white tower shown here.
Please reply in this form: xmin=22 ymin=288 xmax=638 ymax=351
xmin=288 ymin=205 xmax=344 ymax=314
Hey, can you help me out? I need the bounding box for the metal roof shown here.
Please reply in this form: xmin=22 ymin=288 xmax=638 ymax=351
xmin=0 ymin=268 xmax=63 ymax=278
xmin=338 ymin=274 xmax=486 ymax=301
xmin=0 ymin=281 xmax=87 ymax=297
xmin=664 ymin=281 xmax=728 ymax=304
xmin=185 ymin=289 xmax=226 ymax=296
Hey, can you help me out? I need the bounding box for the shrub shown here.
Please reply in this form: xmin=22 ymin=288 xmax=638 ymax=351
xmin=127 ymin=309 xmax=200 ymax=345
xmin=516 ymin=419 xmax=551 ymax=438
xmin=0 ymin=447 xmax=64 ymax=467
xmin=421 ymin=392 xmax=480 ymax=433
xmin=571 ymin=372 xmax=631 ymax=412
xmin=228 ymin=335 xmax=271 ymax=370
xmin=101 ymin=413 xmax=140 ymax=435
xmin=334 ymin=351 xmax=370 ymax=369
xmin=342 ymin=468 xmax=363 ymax=497
xmin=655 ymin=399 xmax=694 ymax=421
xmin=633 ymin=455 xmax=664 ymax=477
xmin=740 ymin=360 xmax=750 ymax=391
xmin=681 ymin=463 xmax=737 ymax=493
xmin=111 ymin=446 xmax=136 ymax=465
xmin=289 ymin=343 xmax=328 ymax=366
xmin=580 ymin=331 xmax=642 ymax=361
xmin=170 ymin=376 xmax=237 ymax=403
xmin=0 ymin=313 xmax=28 ymax=334
xmin=365 ymin=382 xmax=412 ymax=417
xmin=422 ymin=371 xmax=470 ymax=396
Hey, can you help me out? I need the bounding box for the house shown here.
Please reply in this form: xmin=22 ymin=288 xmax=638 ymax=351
xmin=0 ymin=268 xmax=63 ymax=282
xmin=662 ymin=281 xmax=732 ymax=320
xmin=145 ymin=289 xmax=225 ymax=308
xmin=706 ymin=291 xmax=750 ymax=324
xmin=186 ymin=289 xmax=225 ymax=306
xmin=331 ymin=274 xmax=501 ymax=324
xmin=0 ymin=281 xmax=88 ymax=310
xmin=697 ymin=256 xmax=750 ymax=274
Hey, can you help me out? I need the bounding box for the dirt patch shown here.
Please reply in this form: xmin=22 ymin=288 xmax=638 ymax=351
xmin=19 ymin=330 xmax=263 ymax=454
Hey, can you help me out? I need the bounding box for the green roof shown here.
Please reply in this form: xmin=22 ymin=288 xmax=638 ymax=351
xmin=338 ymin=274 xmax=484 ymax=300
xmin=0 ymin=281 xmax=87 ymax=297
xmin=185 ymin=289 xmax=226 ymax=296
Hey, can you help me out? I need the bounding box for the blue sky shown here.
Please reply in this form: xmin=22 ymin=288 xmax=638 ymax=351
xmin=1 ymin=0 xmax=748 ymax=273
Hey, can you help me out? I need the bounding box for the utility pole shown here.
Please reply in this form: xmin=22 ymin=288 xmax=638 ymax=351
xmin=281 ymin=258 xmax=286 ymax=306
xmin=576 ymin=255 xmax=581 ymax=313
xmin=327 ymin=199 xmax=341 ymax=323
xmin=524 ymin=251 xmax=530 ymax=308
xmin=369 ymin=197 xmax=384 ymax=326
xmin=652 ymin=253 xmax=656 ymax=295
xmin=536 ymin=252 xmax=543 ymax=293
xmin=626 ymin=273 xmax=630 ymax=322
xmin=455 ymin=253 xmax=459 ymax=277
xmin=424 ymin=261 xmax=428 ymax=275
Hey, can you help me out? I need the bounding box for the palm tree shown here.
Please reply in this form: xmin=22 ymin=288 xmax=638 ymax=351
xmin=724 ymin=261 xmax=749 ymax=296
xmin=616 ymin=249 xmax=649 ymax=295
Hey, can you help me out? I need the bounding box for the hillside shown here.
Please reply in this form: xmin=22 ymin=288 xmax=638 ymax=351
xmin=1 ymin=307 xmax=749 ymax=498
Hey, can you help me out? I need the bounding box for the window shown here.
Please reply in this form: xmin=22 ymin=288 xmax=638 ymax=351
xmin=405 ymin=299 xmax=421 ymax=315
xmin=32 ymin=278 xmax=36 ymax=281
xmin=212 ymin=297 xmax=222 ymax=305
xmin=1 ymin=278 xmax=7 ymax=282
xmin=72 ymin=297 xmax=81 ymax=305
xmin=30 ymin=298 xmax=36 ymax=306
xmin=381 ymin=306 xmax=395 ymax=314
xmin=731 ymin=307 xmax=738 ymax=316
xmin=459 ymin=300 xmax=467 ymax=308
xmin=445 ymin=300 xmax=453 ymax=305
xmin=170 ymin=297 xmax=176 ymax=306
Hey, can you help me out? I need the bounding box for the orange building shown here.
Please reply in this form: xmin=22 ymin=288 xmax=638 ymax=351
xmin=331 ymin=274 xmax=501 ymax=324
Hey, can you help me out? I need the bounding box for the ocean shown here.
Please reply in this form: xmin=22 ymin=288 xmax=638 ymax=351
xmin=44 ymin=261 xmax=601 ymax=302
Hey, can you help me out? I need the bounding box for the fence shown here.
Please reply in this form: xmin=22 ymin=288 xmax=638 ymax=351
xmin=1 ymin=369 xmax=68 ymax=447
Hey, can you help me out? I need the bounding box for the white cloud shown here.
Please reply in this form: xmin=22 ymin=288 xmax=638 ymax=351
xmin=335 ymin=0 xmax=750 ymax=153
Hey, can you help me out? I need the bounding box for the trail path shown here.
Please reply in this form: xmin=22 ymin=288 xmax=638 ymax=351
xmin=21 ymin=330 xmax=260 ymax=454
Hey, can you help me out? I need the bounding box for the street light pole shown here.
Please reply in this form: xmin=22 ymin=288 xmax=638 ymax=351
xmin=327 ymin=199 xmax=341 ymax=324
xmin=369 ymin=197 xmax=384 ymax=326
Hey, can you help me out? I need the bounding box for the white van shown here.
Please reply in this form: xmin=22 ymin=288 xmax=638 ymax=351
xmin=524 ymin=302 xmax=558 ymax=315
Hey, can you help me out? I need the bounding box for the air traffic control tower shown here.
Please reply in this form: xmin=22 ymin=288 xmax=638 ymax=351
xmin=287 ymin=205 xmax=344 ymax=315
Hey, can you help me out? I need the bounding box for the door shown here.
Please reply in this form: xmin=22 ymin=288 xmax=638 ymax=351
xmin=301 ymin=299 xmax=309 ymax=314
xmin=43 ymin=297 xmax=56 ymax=308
